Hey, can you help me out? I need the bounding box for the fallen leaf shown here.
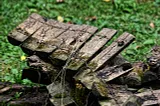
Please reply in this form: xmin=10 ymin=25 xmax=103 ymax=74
xmin=57 ymin=16 xmax=64 ymax=22
xmin=136 ymin=46 xmax=141 ymax=49
xmin=56 ymin=0 xmax=64 ymax=3
xmin=91 ymin=16 xmax=97 ymax=21
xmin=103 ymin=0 xmax=110 ymax=2
xmin=149 ymin=22 xmax=155 ymax=28
xmin=85 ymin=16 xmax=97 ymax=21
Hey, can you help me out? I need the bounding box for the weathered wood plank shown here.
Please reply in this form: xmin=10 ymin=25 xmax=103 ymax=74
xmin=123 ymin=95 xmax=144 ymax=106
xmin=53 ymin=21 xmax=72 ymax=30
xmin=92 ymin=82 xmax=108 ymax=98
xmin=8 ymin=13 xmax=44 ymax=46
xmin=21 ymin=24 xmax=52 ymax=55
xmin=89 ymin=32 xmax=135 ymax=72
xmin=50 ymin=26 xmax=98 ymax=65
xmin=47 ymin=82 xmax=76 ymax=106
xmin=74 ymin=33 xmax=135 ymax=89
xmin=67 ymin=28 xmax=117 ymax=71
xmin=136 ymin=89 xmax=160 ymax=106
xmin=32 ymin=27 xmax=66 ymax=56
xmin=97 ymin=66 xmax=133 ymax=82
xmin=98 ymin=87 xmax=160 ymax=106
xmin=69 ymin=24 xmax=89 ymax=32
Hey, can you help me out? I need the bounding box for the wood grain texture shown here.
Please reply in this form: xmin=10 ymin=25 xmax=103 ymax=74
xmin=74 ymin=32 xmax=135 ymax=89
xmin=50 ymin=26 xmax=98 ymax=65
xmin=89 ymin=32 xmax=135 ymax=72
xmin=8 ymin=13 xmax=44 ymax=46
xmin=67 ymin=28 xmax=117 ymax=71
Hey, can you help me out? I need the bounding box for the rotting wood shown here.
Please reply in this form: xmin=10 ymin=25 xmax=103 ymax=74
xmin=7 ymin=13 xmax=141 ymax=106
xmin=21 ymin=24 xmax=52 ymax=55
xmin=123 ymin=95 xmax=144 ymax=106
xmin=89 ymin=32 xmax=135 ymax=72
xmin=22 ymin=55 xmax=59 ymax=84
xmin=92 ymin=82 xmax=108 ymax=98
xmin=97 ymin=66 xmax=133 ymax=83
xmin=69 ymin=24 xmax=89 ymax=32
xmin=136 ymin=89 xmax=160 ymax=106
xmin=47 ymin=82 xmax=76 ymax=106
xmin=98 ymin=87 xmax=160 ymax=106
xmin=142 ymin=71 xmax=158 ymax=83
xmin=50 ymin=26 xmax=98 ymax=65
xmin=8 ymin=13 xmax=44 ymax=46
xmin=67 ymin=28 xmax=117 ymax=71
xmin=74 ymin=32 xmax=135 ymax=89
xmin=21 ymin=23 xmax=67 ymax=56
xmin=0 ymin=83 xmax=51 ymax=106
xmin=52 ymin=21 xmax=72 ymax=30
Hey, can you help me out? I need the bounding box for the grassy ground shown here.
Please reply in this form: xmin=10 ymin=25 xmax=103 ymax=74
xmin=0 ymin=0 xmax=160 ymax=83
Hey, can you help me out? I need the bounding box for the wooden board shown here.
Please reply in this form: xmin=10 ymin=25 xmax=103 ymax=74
xmin=67 ymin=28 xmax=117 ymax=71
xmin=47 ymin=82 xmax=75 ymax=106
xmin=97 ymin=66 xmax=133 ymax=82
xmin=21 ymin=23 xmax=66 ymax=56
xmin=89 ymin=32 xmax=135 ymax=72
xmin=99 ymin=89 xmax=160 ymax=106
xmin=49 ymin=26 xmax=98 ymax=65
xmin=136 ymin=89 xmax=160 ymax=106
xmin=74 ymin=32 xmax=135 ymax=89
xmin=8 ymin=13 xmax=44 ymax=46
xmin=21 ymin=24 xmax=53 ymax=55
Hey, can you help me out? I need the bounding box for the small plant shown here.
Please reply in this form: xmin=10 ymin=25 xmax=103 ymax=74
xmin=14 ymin=92 xmax=22 ymax=100
xmin=113 ymin=0 xmax=137 ymax=12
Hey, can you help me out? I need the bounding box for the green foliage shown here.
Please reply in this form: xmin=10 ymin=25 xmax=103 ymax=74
xmin=14 ymin=92 xmax=22 ymax=99
xmin=0 ymin=0 xmax=160 ymax=83
xmin=113 ymin=0 xmax=137 ymax=12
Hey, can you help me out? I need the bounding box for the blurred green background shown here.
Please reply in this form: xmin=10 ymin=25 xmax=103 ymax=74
xmin=0 ymin=0 xmax=160 ymax=83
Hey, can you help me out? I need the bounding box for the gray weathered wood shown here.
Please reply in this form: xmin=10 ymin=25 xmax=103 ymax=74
xmin=54 ymin=22 xmax=72 ymax=30
xmin=69 ymin=24 xmax=90 ymax=32
xmin=47 ymin=82 xmax=75 ymax=106
xmin=123 ymin=95 xmax=144 ymax=106
xmin=92 ymin=82 xmax=108 ymax=98
xmin=136 ymin=89 xmax=160 ymax=106
xmin=67 ymin=28 xmax=117 ymax=71
xmin=21 ymin=24 xmax=52 ymax=55
xmin=8 ymin=13 xmax=44 ymax=46
xmin=50 ymin=26 xmax=98 ymax=65
xmin=98 ymin=87 xmax=160 ymax=106
xmin=97 ymin=66 xmax=133 ymax=82
xmin=74 ymin=32 xmax=135 ymax=89
xmin=88 ymin=32 xmax=135 ymax=72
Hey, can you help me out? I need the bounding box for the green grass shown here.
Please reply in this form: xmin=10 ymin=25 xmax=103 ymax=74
xmin=0 ymin=0 xmax=160 ymax=83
